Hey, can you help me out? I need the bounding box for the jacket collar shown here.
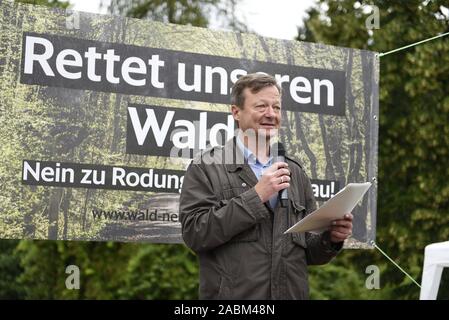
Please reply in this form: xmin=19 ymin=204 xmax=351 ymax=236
xmin=223 ymin=137 xmax=259 ymax=186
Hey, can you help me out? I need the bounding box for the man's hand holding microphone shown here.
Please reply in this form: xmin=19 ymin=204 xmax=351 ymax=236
xmin=254 ymin=162 xmax=290 ymax=203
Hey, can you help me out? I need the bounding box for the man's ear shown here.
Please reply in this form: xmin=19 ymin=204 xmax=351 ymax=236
xmin=231 ymin=105 xmax=240 ymax=121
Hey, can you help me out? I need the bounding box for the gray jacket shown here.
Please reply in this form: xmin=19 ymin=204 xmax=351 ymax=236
xmin=180 ymin=138 xmax=341 ymax=299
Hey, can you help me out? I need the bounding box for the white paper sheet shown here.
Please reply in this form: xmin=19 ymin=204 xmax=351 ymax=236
xmin=284 ymin=182 xmax=372 ymax=234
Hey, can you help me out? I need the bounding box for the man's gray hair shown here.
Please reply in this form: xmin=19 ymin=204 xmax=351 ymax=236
xmin=231 ymin=73 xmax=281 ymax=109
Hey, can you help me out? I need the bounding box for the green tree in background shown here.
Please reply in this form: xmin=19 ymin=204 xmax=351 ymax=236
xmin=0 ymin=240 xmax=24 ymax=299
xmin=105 ymin=0 xmax=248 ymax=32
xmin=299 ymin=0 xmax=449 ymax=299
xmin=13 ymin=240 xmax=198 ymax=299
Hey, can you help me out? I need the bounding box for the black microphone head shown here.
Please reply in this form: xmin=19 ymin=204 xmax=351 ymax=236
xmin=272 ymin=142 xmax=286 ymax=158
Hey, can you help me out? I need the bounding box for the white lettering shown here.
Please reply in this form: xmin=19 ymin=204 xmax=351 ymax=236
xmin=290 ymin=76 xmax=311 ymax=104
xmin=122 ymin=57 xmax=146 ymax=86
xmin=172 ymin=120 xmax=195 ymax=149
xmin=128 ymin=107 xmax=174 ymax=146
xmin=84 ymin=47 xmax=102 ymax=82
xmin=56 ymin=49 xmax=82 ymax=79
xmin=199 ymin=112 xmax=207 ymax=149
xmin=314 ymin=79 xmax=334 ymax=106
xmin=23 ymin=36 xmax=338 ymax=110
xmin=22 ymin=161 xmax=74 ymax=183
xmin=147 ymin=54 xmax=165 ymax=88
xmin=125 ymin=172 xmax=140 ymax=187
xmin=80 ymin=169 xmax=92 ymax=184
xmin=112 ymin=167 xmax=126 ymax=186
xmin=104 ymin=49 xmax=120 ymax=84
xmin=140 ymin=169 xmax=153 ymax=188
xmin=65 ymin=265 xmax=80 ymax=290
xmin=24 ymin=36 xmax=55 ymax=76
xmin=41 ymin=167 xmax=54 ymax=182
xmin=230 ymin=68 xmax=247 ymax=87
xmin=178 ymin=63 xmax=201 ymax=92
xmin=205 ymin=66 xmax=228 ymax=95
xmin=22 ymin=161 xmax=40 ymax=181
xmin=209 ymin=115 xmax=235 ymax=147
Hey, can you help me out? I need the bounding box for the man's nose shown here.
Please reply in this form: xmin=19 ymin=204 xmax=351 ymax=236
xmin=264 ymin=105 xmax=276 ymax=118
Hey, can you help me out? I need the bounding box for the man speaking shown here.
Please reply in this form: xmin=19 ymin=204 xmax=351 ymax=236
xmin=179 ymin=73 xmax=353 ymax=299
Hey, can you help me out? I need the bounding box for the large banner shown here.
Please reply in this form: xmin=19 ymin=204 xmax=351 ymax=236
xmin=0 ymin=1 xmax=378 ymax=248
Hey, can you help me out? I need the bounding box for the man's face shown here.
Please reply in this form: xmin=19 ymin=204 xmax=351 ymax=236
xmin=231 ymin=85 xmax=281 ymax=139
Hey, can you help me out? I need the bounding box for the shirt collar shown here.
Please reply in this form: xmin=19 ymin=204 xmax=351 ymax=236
xmin=236 ymin=135 xmax=273 ymax=166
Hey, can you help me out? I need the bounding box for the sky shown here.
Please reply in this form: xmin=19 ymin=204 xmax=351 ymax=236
xmin=71 ymin=0 xmax=317 ymax=41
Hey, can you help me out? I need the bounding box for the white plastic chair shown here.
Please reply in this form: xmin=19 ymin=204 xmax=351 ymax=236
xmin=420 ymin=241 xmax=449 ymax=300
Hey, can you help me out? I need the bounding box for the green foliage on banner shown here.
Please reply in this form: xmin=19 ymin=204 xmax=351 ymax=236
xmin=0 ymin=0 xmax=203 ymax=300
xmin=300 ymin=0 xmax=449 ymax=300
xmin=15 ymin=0 xmax=70 ymax=9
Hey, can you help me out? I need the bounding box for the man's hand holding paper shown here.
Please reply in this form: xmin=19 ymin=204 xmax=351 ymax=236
xmin=330 ymin=213 xmax=353 ymax=243
xmin=284 ymin=182 xmax=372 ymax=238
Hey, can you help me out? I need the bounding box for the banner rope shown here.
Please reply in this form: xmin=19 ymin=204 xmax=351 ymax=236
xmin=377 ymin=31 xmax=449 ymax=57
xmin=371 ymin=241 xmax=421 ymax=288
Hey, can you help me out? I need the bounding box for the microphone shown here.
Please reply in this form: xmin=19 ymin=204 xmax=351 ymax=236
xmin=272 ymin=142 xmax=288 ymax=207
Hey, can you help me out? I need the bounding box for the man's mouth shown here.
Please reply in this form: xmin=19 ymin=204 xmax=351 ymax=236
xmin=260 ymin=123 xmax=276 ymax=128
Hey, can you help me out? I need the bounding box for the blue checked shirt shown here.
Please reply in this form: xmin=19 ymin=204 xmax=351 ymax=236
xmin=236 ymin=137 xmax=278 ymax=209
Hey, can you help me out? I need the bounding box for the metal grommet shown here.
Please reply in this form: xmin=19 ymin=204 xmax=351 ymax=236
xmin=242 ymin=182 xmax=246 ymax=187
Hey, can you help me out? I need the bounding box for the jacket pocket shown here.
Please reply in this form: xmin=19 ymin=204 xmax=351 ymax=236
xmin=221 ymin=186 xmax=248 ymax=200
xmin=291 ymin=200 xmax=306 ymax=218
xmin=290 ymin=200 xmax=307 ymax=248
xmin=292 ymin=232 xmax=307 ymax=248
